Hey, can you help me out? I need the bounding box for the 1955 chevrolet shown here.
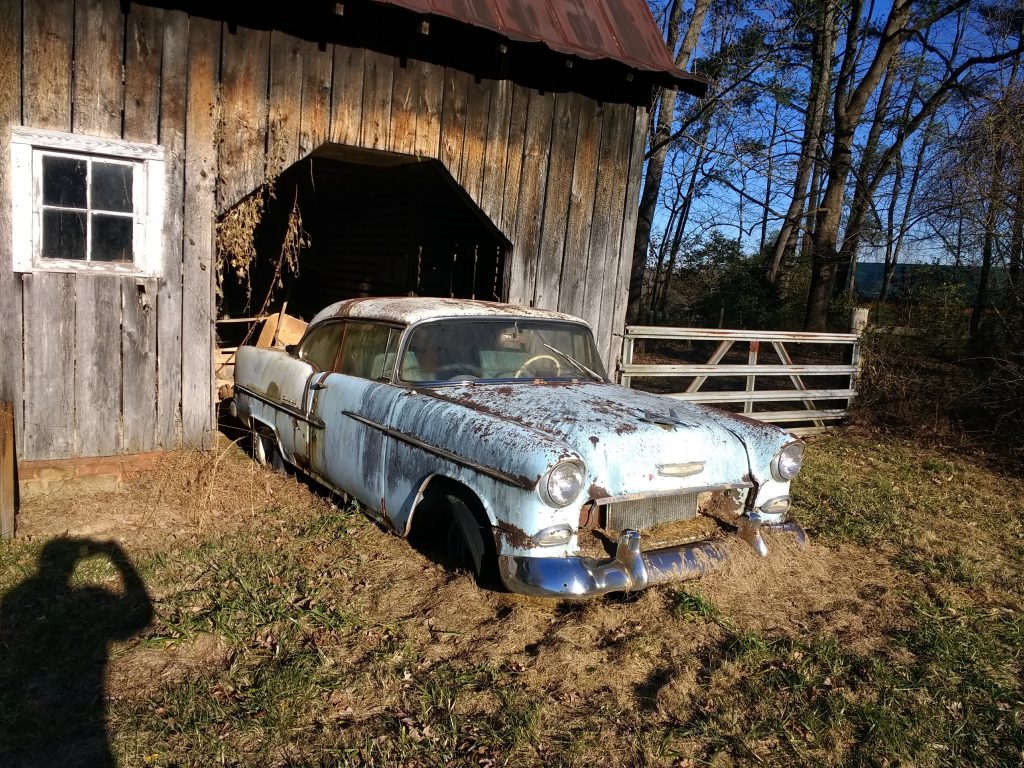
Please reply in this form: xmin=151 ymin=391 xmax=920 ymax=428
xmin=232 ymin=297 xmax=806 ymax=598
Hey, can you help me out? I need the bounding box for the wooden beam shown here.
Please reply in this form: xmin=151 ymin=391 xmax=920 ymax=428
xmin=0 ymin=401 xmax=15 ymax=539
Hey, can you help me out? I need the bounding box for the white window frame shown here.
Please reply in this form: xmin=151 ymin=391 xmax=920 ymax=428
xmin=10 ymin=126 xmax=165 ymax=277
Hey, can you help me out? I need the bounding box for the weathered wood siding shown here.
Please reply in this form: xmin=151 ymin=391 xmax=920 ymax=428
xmin=0 ymin=0 xmax=649 ymax=461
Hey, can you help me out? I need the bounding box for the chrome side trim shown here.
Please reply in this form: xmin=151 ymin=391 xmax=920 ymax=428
xmin=235 ymin=384 xmax=326 ymax=429
xmin=341 ymin=410 xmax=535 ymax=490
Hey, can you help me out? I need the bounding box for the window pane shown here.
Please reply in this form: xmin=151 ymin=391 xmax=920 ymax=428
xmin=91 ymin=214 xmax=133 ymax=262
xmin=42 ymin=155 xmax=87 ymax=208
xmin=42 ymin=210 xmax=86 ymax=260
xmin=400 ymin=319 xmax=605 ymax=383
xmin=92 ymin=162 xmax=134 ymax=212
xmin=299 ymin=323 xmax=344 ymax=371
xmin=339 ymin=324 xmax=393 ymax=379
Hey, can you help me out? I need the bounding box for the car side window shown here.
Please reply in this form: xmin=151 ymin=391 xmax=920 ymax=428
xmin=298 ymin=322 xmax=344 ymax=371
xmin=338 ymin=323 xmax=395 ymax=380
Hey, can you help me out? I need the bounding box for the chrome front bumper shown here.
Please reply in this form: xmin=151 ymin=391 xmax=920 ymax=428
xmin=498 ymin=519 xmax=807 ymax=598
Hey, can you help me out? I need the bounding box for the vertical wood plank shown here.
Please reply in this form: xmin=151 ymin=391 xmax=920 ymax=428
xmin=0 ymin=401 xmax=14 ymax=539
xmin=22 ymin=0 xmax=74 ymax=459
xmin=499 ymin=83 xmax=529 ymax=246
xmin=460 ymin=75 xmax=491 ymax=206
xmin=506 ymin=88 xmax=553 ymax=306
xmin=329 ymin=45 xmax=363 ymax=147
xmin=299 ymin=39 xmax=333 ymax=158
xmin=121 ymin=3 xmax=163 ymax=453
xmin=533 ymin=91 xmax=579 ymax=309
xmin=124 ymin=3 xmax=164 ymax=144
xmin=73 ymin=0 xmax=126 ymax=457
xmin=267 ymin=31 xmax=304 ymax=178
xmin=181 ymin=17 xmax=220 ymax=448
xmin=0 ymin=0 xmax=23 ymax=457
xmin=155 ymin=10 xmax=187 ymax=449
xmin=72 ymin=0 xmax=124 ymax=139
xmin=360 ymin=49 xmax=393 ymax=150
xmin=438 ymin=68 xmax=469 ymax=180
xmin=557 ymin=94 xmax=601 ymax=317
xmin=608 ymin=105 xmax=650 ymax=367
xmin=23 ymin=0 xmax=73 ymax=131
xmin=22 ymin=273 xmax=76 ymax=459
xmin=589 ymin=104 xmax=631 ymax=353
xmin=121 ymin=278 xmax=157 ymax=452
xmin=480 ymin=78 xmax=512 ymax=228
xmin=218 ymin=24 xmax=270 ymax=212
xmin=412 ymin=59 xmax=443 ymax=160
xmin=75 ymin=275 xmax=121 ymax=456
xmin=388 ymin=57 xmax=417 ymax=155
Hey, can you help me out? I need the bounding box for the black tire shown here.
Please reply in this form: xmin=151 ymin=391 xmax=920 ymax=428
xmin=253 ymin=428 xmax=287 ymax=474
xmin=443 ymin=493 xmax=499 ymax=589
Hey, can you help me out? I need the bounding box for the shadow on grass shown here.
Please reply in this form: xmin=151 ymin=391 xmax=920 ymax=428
xmin=0 ymin=538 xmax=152 ymax=768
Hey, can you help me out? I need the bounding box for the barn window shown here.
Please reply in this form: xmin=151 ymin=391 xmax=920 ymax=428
xmin=10 ymin=127 xmax=165 ymax=276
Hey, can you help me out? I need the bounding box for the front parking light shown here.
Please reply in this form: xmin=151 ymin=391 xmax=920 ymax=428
xmin=532 ymin=524 xmax=574 ymax=547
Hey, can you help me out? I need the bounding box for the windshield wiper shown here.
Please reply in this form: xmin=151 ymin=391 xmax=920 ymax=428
xmin=541 ymin=343 xmax=604 ymax=383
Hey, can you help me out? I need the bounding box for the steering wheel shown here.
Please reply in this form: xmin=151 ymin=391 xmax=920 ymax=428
xmin=436 ymin=363 xmax=483 ymax=380
xmin=514 ymin=354 xmax=562 ymax=378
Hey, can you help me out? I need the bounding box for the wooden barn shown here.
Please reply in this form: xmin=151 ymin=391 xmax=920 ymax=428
xmin=0 ymin=0 xmax=705 ymax=468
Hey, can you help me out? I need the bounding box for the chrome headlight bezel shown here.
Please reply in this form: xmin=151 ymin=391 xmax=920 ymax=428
xmin=770 ymin=441 xmax=805 ymax=481
xmin=539 ymin=459 xmax=585 ymax=508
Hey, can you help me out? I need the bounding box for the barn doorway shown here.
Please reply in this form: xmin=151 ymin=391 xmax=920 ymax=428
xmin=219 ymin=145 xmax=511 ymax=326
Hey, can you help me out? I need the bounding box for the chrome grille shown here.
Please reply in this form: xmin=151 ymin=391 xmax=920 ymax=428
xmin=604 ymin=492 xmax=699 ymax=531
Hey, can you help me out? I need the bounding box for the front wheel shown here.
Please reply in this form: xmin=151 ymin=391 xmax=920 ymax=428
xmin=253 ymin=428 xmax=287 ymax=473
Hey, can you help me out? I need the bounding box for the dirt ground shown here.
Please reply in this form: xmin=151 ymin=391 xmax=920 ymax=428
xmin=2 ymin=429 xmax=1022 ymax=767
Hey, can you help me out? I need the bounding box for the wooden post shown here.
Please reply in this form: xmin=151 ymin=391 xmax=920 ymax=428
xmin=620 ymin=333 xmax=633 ymax=388
xmin=849 ymin=307 xmax=869 ymax=334
xmin=1 ymin=401 xmax=15 ymax=539
xmin=848 ymin=308 xmax=869 ymax=410
xmin=744 ymin=341 xmax=759 ymax=414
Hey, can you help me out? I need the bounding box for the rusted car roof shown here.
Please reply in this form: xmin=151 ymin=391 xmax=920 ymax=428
xmin=363 ymin=0 xmax=707 ymax=92
xmin=310 ymin=297 xmax=586 ymax=327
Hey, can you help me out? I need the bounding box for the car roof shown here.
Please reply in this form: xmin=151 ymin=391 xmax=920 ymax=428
xmin=308 ymin=297 xmax=588 ymax=328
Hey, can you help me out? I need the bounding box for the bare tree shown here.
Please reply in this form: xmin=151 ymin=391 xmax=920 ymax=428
xmin=628 ymin=0 xmax=712 ymax=323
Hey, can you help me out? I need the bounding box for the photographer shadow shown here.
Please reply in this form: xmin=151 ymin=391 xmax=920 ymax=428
xmin=0 ymin=537 xmax=153 ymax=768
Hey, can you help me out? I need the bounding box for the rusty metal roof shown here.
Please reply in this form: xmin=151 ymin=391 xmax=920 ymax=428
xmin=362 ymin=0 xmax=707 ymax=92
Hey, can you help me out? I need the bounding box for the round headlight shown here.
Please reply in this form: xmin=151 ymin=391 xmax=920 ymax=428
xmin=541 ymin=460 xmax=584 ymax=507
xmin=771 ymin=442 xmax=805 ymax=481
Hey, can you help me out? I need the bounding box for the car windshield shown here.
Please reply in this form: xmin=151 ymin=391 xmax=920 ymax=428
xmin=398 ymin=319 xmax=606 ymax=384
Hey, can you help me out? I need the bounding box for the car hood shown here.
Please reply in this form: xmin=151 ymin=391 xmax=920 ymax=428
xmin=430 ymin=382 xmax=791 ymax=498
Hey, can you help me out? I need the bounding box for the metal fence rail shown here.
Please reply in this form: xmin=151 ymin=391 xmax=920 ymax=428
xmin=619 ymin=325 xmax=864 ymax=436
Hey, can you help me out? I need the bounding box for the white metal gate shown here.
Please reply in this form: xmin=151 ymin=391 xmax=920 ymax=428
xmin=619 ymin=326 xmax=863 ymax=436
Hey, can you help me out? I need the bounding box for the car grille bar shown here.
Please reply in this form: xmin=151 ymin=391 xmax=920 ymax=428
xmin=604 ymin=492 xmax=699 ymax=531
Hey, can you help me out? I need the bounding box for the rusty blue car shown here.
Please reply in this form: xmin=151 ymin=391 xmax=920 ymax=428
xmin=232 ymin=297 xmax=805 ymax=598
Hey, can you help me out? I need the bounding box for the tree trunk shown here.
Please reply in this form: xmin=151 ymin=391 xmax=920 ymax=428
xmin=767 ymin=3 xmax=835 ymax=283
xmin=880 ymin=115 xmax=934 ymax=303
xmin=835 ymin=58 xmax=896 ymax=294
xmin=804 ymin=0 xmax=914 ymax=331
xmin=627 ymin=0 xmax=711 ymax=323
xmin=760 ymin=98 xmax=782 ymax=256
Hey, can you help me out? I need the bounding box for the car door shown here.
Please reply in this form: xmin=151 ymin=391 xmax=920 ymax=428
xmin=269 ymin=319 xmax=342 ymax=468
xmin=307 ymin=322 xmax=405 ymax=514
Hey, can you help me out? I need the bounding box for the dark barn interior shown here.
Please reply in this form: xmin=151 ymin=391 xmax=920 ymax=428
xmin=220 ymin=146 xmax=511 ymax=326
